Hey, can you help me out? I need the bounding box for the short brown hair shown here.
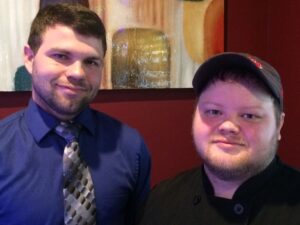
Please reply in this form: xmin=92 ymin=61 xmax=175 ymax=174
xmin=28 ymin=3 xmax=107 ymax=55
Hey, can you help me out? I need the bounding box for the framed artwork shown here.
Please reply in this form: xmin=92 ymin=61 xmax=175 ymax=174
xmin=0 ymin=0 xmax=224 ymax=91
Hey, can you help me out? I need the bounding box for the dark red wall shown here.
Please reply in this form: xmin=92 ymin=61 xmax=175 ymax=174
xmin=1 ymin=0 xmax=300 ymax=186
xmin=226 ymin=0 xmax=300 ymax=170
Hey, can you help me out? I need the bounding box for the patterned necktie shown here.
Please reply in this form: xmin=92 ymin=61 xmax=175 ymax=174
xmin=55 ymin=121 xmax=96 ymax=225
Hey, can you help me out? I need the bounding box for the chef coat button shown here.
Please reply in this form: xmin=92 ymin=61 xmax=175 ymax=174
xmin=233 ymin=203 xmax=244 ymax=215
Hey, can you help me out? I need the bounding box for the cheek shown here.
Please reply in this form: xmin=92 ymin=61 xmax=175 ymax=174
xmin=242 ymin=123 xmax=276 ymax=148
xmin=32 ymin=58 xmax=60 ymax=79
xmin=192 ymin=114 xmax=212 ymax=147
xmin=87 ymin=71 xmax=102 ymax=88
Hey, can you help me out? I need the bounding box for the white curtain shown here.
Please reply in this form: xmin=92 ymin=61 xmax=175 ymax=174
xmin=0 ymin=0 xmax=39 ymax=91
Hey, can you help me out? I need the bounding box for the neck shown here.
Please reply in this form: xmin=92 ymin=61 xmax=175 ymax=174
xmin=204 ymin=166 xmax=248 ymax=199
xmin=32 ymin=97 xmax=78 ymax=122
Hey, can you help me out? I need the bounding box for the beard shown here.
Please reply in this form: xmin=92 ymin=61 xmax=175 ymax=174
xmin=30 ymin=71 xmax=97 ymax=120
xmin=196 ymin=135 xmax=279 ymax=181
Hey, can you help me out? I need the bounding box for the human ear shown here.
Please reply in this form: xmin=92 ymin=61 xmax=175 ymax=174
xmin=277 ymin=112 xmax=285 ymax=141
xmin=23 ymin=45 xmax=34 ymax=75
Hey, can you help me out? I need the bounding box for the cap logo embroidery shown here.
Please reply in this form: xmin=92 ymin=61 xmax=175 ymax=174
xmin=248 ymin=55 xmax=263 ymax=69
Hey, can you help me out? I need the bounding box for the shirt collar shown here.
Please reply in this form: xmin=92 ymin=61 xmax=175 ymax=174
xmin=72 ymin=106 xmax=96 ymax=136
xmin=25 ymin=99 xmax=96 ymax=143
xmin=233 ymin=157 xmax=280 ymax=200
xmin=202 ymin=157 xmax=280 ymax=201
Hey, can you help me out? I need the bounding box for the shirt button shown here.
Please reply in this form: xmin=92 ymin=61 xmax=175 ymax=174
xmin=233 ymin=203 xmax=244 ymax=215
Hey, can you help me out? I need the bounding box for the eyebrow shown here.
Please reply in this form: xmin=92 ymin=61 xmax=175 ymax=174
xmin=85 ymin=56 xmax=102 ymax=61
xmin=200 ymin=101 xmax=265 ymax=110
xmin=48 ymin=48 xmax=103 ymax=60
xmin=200 ymin=101 xmax=222 ymax=107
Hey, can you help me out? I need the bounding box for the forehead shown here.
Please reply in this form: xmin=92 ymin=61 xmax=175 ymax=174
xmin=40 ymin=24 xmax=104 ymax=56
xmin=202 ymin=72 xmax=273 ymax=97
xmin=199 ymin=80 xmax=275 ymax=107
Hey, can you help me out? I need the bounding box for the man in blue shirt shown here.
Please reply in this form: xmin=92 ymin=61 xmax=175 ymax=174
xmin=0 ymin=3 xmax=151 ymax=225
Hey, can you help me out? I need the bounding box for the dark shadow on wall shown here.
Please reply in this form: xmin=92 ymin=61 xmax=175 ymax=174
xmin=14 ymin=66 xmax=32 ymax=91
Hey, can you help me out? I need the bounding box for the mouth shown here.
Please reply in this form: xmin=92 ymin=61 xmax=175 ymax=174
xmin=56 ymin=84 xmax=87 ymax=96
xmin=212 ymin=139 xmax=245 ymax=147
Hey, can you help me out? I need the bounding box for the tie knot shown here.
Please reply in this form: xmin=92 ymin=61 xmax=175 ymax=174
xmin=55 ymin=121 xmax=81 ymax=143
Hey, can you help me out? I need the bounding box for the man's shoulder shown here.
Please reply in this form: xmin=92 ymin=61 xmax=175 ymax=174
xmin=268 ymin=162 xmax=300 ymax=201
xmin=278 ymin=162 xmax=300 ymax=184
xmin=91 ymin=109 xmax=132 ymax=129
xmin=0 ymin=110 xmax=26 ymax=129
xmin=137 ymin=167 xmax=202 ymax=224
xmin=90 ymin=109 xmax=146 ymax=145
xmin=151 ymin=167 xmax=202 ymax=198
xmin=0 ymin=110 xmax=27 ymax=148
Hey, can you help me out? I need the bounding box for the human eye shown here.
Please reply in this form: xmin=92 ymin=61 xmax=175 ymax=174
xmin=241 ymin=113 xmax=261 ymax=121
xmin=204 ymin=109 xmax=222 ymax=117
xmin=51 ymin=53 xmax=69 ymax=61
xmin=84 ymin=58 xmax=101 ymax=68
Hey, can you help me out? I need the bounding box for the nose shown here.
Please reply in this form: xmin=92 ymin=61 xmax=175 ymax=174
xmin=66 ymin=61 xmax=85 ymax=81
xmin=218 ymin=118 xmax=240 ymax=135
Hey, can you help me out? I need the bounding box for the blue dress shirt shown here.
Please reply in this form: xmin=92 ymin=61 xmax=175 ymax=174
xmin=0 ymin=99 xmax=151 ymax=225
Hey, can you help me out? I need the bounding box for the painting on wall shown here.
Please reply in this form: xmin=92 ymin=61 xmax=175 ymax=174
xmin=0 ymin=0 xmax=224 ymax=91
